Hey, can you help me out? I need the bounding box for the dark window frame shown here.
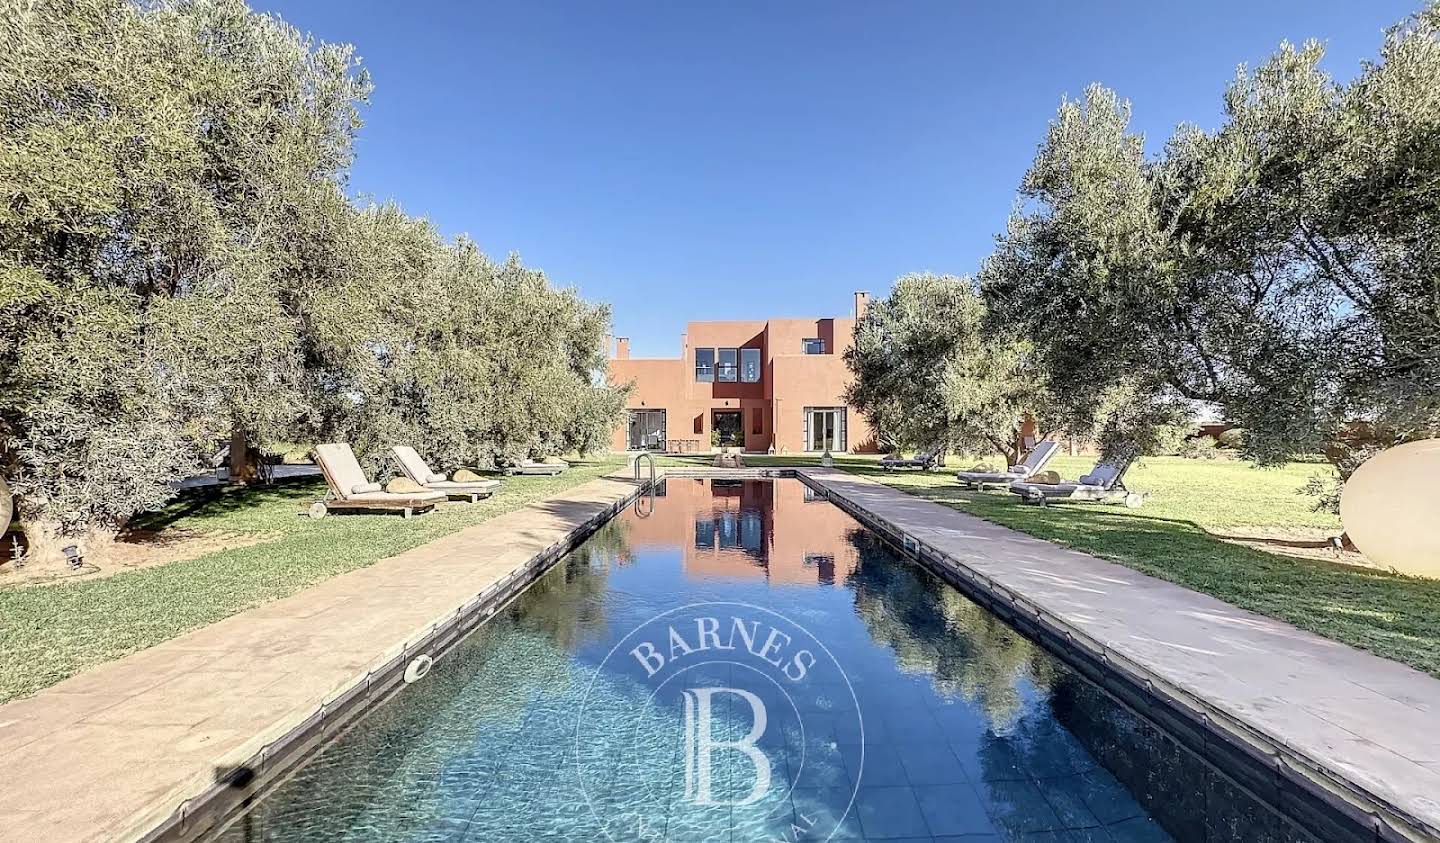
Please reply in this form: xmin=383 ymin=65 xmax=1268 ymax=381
xmin=802 ymin=338 xmax=826 ymax=355
xmin=695 ymin=348 xmax=715 ymax=382
xmin=717 ymin=347 xmax=739 ymax=382
xmin=740 ymin=347 xmax=762 ymax=383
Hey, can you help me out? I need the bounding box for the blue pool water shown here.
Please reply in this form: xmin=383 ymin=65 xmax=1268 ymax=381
xmin=220 ymin=479 xmax=1310 ymax=842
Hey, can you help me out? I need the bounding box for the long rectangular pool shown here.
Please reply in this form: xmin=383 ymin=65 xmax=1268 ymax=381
xmin=218 ymin=478 xmax=1314 ymax=841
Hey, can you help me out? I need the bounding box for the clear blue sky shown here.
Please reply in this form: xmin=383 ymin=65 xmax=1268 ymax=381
xmin=258 ymin=0 xmax=1415 ymax=358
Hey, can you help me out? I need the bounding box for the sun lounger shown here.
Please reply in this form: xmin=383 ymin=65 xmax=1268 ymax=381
xmin=311 ymin=443 xmax=444 ymax=519
xmin=956 ymin=440 xmax=1061 ymax=489
xmin=502 ymin=458 xmax=568 ymax=476
xmin=1008 ymin=452 xmax=1147 ymax=508
xmin=392 ymin=445 xmax=501 ymax=502
xmin=880 ymin=447 xmax=944 ymax=472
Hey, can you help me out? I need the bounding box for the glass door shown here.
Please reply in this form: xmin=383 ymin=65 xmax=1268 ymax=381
xmin=807 ymin=410 xmax=837 ymax=452
xmin=712 ymin=410 xmax=743 ymax=448
xmin=627 ymin=410 xmax=666 ymax=450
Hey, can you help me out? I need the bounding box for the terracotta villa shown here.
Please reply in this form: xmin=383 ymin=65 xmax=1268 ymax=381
xmin=607 ymin=292 xmax=877 ymax=454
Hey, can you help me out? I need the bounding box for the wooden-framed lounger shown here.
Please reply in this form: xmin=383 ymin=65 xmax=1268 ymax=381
xmin=501 ymin=458 xmax=567 ymax=476
xmin=1007 ymin=453 xmax=1147 ymax=508
xmin=310 ymin=443 xmax=445 ymax=519
xmin=879 ymin=447 xmax=944 ymax=472
xmin=956 ymin=440 xmax=1061 ymax=490
xmin=391 ymin=445 xmax=501 ymax=502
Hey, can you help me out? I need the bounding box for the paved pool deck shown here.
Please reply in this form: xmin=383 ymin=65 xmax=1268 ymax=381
xmin=797 ymin=467 xmax=1440 ymax=842
xmin=0 ymin=474 xmax=643 ymax=843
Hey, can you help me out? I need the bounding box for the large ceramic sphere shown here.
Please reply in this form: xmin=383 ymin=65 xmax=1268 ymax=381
xmin=1340 ymin=439 xmax=1440 ymax=577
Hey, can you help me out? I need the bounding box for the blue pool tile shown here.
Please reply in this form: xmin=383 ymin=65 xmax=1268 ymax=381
xmin=897 ymin=740 xmax=969 ymax=785
xmin=1073 ymin=769 xmax=1146 ymax=825
xmin=978 ymin=778 xmax=1066 ymax=836
xmin=790 ymin=786 xmax=865 ymax=840
xmin=1034 ymin=775 xmax=1104 ymax=830
xmin=961 ymin=738 xmax=1031 ymax=783
xmin=842 ymin=740 xmax=910 ymax=787
xmin=854 ymin=785 xmax=933 ymax=839
xmin=884 ymin=705 xmax=948 ymax=744
xmin=914 ymin=783 xmax=999 ymax=836
xmin=1106 ymin=816 xmax=1176 ymax=842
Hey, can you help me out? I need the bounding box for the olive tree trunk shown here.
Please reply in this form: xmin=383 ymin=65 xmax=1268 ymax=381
xmin=228 ymin=426 xmax=260 ymax=485
xmin=0 ymin=475 xmax=11 ymax=536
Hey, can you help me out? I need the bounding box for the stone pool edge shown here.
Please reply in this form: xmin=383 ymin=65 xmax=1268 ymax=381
xmin=140 ymin=476 xmax=652 ymax=843
xmin=792 ymin=467 xmax=1433 ymax=843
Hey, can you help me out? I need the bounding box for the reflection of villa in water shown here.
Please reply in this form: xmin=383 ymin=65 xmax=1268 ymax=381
xmin=626 ymin=479 xmax=860 ymax=585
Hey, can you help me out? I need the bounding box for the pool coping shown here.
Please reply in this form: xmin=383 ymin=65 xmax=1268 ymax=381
xmin=791 ymin=467 xmax=1437 ymax=843
xmin=135 ymin=476 xmax=652 ymax=842
xmin=119 ymin=467 xmax=1435 ymax=842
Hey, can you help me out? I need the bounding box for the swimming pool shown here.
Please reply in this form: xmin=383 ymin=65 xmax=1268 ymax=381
xmin=218 ymin=478 xmax=1311 ymax=841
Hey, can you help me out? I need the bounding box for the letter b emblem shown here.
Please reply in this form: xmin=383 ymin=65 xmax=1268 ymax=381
xmin=681 ymin=687 xmax=771 ymax=806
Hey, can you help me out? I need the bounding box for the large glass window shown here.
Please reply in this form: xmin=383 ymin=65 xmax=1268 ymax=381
xmin=740 ymin=347 xmax=761 ymax=382
xmin=717 ymin=348 xmax=738 ymax=382
xmin=802 ymin=338 xmax=826 ymax=354
xmin=695 ymin=348 xmax=714 ymax=382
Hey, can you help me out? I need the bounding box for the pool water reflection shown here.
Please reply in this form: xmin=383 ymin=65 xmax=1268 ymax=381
xmin=220 ymin=479 xmax=1307 ymax=842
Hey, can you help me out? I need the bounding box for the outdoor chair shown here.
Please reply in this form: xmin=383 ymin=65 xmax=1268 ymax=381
xmin=310 ymin=443 xmax=444 ymax=519
xmin=391 ymin=445 xmax=501 ymax=503
xmin=501 ymin=457 xmax=568 ymax=476
xmin=955 ymin=440 xmax=1061 ymax=490
xmin=879 ymin=447 xmax=945 ymax=472
xmin=1008 ymin=452 xmax=1147 ymax=508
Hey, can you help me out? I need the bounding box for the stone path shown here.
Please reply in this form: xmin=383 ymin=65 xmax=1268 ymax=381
xmin=0 ymin=474 xmax=641 ymax=843
xmin=798 ymin=467 xmax=1440 ymax=841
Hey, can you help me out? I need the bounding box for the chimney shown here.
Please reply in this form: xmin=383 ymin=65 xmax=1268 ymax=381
xmin=853 ymin=291 xmax=870 ymax=320
xmin=616 ymin=337 xmax=630 ymax=360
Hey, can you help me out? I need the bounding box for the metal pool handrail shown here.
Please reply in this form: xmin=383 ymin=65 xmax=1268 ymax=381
xmin=633 ymin=451 xmax=656 ymax=485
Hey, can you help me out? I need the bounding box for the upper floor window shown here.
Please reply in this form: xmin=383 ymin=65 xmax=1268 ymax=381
xmin=695 ymin=348 xmax=714 ymax=382
xmin=717 ymin=348 xmax=738 ymax=382
xmin=802 ymin=338 xmax=826 ymax=354
xmin=740 ymin=348 xmax=761 ymax=383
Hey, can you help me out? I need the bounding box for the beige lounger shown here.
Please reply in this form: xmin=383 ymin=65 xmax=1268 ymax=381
xmin=956 ymin=440 xmax=1061 ymax=489
xmin=392 ymin=445 xmax=501 ymax=502
xmin=1008 ymin=455 xmax=1146 ymax=508
xmin=311 ymin=443 xmax=444 ymax=519
xmin=502 ymin=458 xmax=568 ymax=476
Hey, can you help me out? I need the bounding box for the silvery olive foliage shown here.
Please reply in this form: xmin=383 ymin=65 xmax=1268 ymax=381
xmin=982 ymin=5 xmax=1440 ymax=482
xmin=0 ymin=0 xmax=624 ymax=558
xmin=846 ymin=273 xmax=1059 ymax=465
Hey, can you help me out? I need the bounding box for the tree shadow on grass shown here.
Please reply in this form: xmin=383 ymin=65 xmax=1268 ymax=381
xmin=127 ymin=477 xmax=326 ymax=532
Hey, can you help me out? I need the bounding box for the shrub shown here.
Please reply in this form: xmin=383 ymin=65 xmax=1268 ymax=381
xmin=1179 ymin=435 xmax=1220 ymax=460
xmin=1216 ymin=428 xmax=1247 ymax=449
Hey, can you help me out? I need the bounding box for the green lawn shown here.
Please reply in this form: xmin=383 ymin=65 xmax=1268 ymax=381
xmin=686 ymin=452 xmax=1440 ymax=678
xmin=0 ymin=456 xmax=627 ymax=703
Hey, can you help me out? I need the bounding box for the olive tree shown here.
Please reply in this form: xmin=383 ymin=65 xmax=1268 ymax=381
xmin=846 ymin=273 xmax=1058 ymax=465
xmin=982 ymin=5 xmax=1440 ymax=481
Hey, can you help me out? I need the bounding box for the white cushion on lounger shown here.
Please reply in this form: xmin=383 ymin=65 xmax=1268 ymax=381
xmin=427 ymin=471 xmax=447 ymax=484
xmin=350 ymin=481 xmax=382 ymax=495
xmin=314 ymin=444 xmax=371 ymax=500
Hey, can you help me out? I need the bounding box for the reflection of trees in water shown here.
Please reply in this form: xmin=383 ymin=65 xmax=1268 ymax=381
xmin=226 ymin=522 xmax=631 ymax=841
xmin=846 ymin=530 xmax=1054 ymax=731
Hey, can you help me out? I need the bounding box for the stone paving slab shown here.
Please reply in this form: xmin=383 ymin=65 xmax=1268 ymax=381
xmin=0 ymin=474 xmax=641 ymax=843
xmin=798 ymin=467 xmax=1440 ymax=841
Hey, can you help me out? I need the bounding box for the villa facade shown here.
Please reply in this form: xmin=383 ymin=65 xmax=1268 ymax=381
xmin=607 ymin=293 xmax=876 ymax=454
